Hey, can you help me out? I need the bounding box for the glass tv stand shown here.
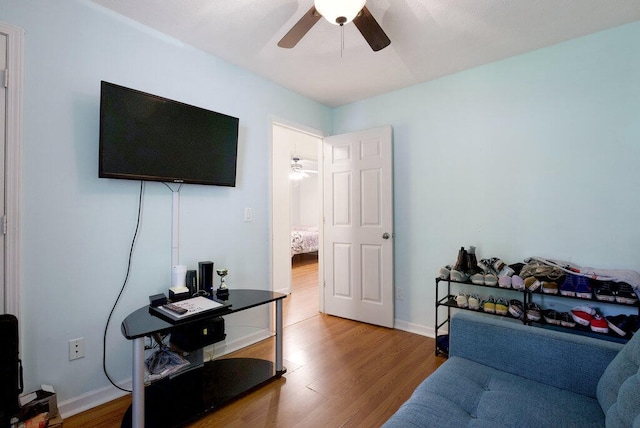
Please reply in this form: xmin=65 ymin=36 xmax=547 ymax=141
xmin=121 ymin=289 xmax=286 ymax=427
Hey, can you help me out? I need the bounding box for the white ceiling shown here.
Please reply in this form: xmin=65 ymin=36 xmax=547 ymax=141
xmin=89 ymin=0 xmax=640 ymax=107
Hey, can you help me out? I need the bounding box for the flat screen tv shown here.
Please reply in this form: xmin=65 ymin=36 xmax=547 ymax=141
xmin=99 ymin=81 xmax=239 ymax=186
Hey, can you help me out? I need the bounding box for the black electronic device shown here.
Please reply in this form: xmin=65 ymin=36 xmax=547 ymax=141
xmin=185 ymin=270 xmax=197 ymax=295
xmin=198 ymin=261 xmax=214 ymax=293
xmin=99 ymin=81 xmax=239 ymax=186
xmin=149 ymin=293 xmax=168 ymax=307
xmin=169 ymin=316 xmax=226 ymax=352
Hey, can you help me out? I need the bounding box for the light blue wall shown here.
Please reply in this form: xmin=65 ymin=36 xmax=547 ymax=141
xmin=333 ymin=21 xmax=640 ymax=330
xmin=4 ymin=0 xmax=640 ymax=409
xmin=0 ymin=0 xmax=331 ymax=402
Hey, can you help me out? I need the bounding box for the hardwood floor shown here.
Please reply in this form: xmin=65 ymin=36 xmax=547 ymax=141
xmin=66 ymin=259 xmax=444 ymax=427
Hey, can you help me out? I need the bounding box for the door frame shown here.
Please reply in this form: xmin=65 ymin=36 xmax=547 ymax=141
xmin=0 ymin=21 xmax=23 ymax=318
xmin=269 ymin=117 xmax=324 ymax=312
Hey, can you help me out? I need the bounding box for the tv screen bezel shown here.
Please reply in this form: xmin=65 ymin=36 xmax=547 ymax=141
xmin=99 ymin=81 xmax=239 ymax=187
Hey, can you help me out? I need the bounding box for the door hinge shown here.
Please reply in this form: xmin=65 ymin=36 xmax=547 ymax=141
xmin=2 ymin=69 xmax=7 ymax=88
xmin=2 ymin=215 xmax=7 ymax=235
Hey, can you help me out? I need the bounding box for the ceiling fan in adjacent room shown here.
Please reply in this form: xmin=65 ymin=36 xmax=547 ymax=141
xmin=289 ymin=157 xmax=318 ymax=181
xmin=278 ymin=0 xmax=391 ymax=52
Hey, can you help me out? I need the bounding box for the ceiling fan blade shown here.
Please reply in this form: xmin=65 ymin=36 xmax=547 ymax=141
xmin=278 ymin=6 xmax=322 ymax=49
xmin=353 ymin=6 xmax=391 ymax=52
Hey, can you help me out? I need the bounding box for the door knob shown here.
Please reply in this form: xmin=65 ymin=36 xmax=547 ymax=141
xmin=382 ymin=233 xmax=390 ymax=239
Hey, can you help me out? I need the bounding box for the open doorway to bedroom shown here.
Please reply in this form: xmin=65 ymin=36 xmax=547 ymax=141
xmin=271 ymin=122 xmax=322 ymax=327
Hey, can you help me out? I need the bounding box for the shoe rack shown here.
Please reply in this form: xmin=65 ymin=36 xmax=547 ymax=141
xmin=435 ymin=277 xmax=639 ymax=357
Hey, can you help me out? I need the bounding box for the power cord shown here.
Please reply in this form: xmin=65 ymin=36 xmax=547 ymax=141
xmin=102 ymin=181 xmax=145 ymax=393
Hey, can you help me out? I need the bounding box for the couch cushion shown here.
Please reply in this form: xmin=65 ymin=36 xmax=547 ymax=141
xmin=597 ymin=331 xmax=640 ymax=428
xmin=383 ymin=356 xmax=605 ymax=428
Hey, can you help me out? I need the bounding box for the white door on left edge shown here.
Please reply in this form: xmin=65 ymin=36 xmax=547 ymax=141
xmin=323 ymin=125 xmax=394 ymax=328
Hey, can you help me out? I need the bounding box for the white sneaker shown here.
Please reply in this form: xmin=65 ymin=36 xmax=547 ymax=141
xmin=468 ymin=294 xmax=481 ymax=310
xmin=439 ymin=265 xmax=451 ymax=279
xmin=456 ymin=292 xmax=468 ymax=308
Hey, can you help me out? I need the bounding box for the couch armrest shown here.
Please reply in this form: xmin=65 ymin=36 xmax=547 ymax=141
xmin=449 ymin=311 xmax=623 ymax=397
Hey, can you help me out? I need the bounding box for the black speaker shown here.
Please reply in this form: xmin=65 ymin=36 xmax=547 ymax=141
xmin=0 ymin=314 xmax=22 ymax=427
xmin=185 ymin=270 xmax=197 ymax=295
xmin=198 ymin=261 xmax=214 ymax=292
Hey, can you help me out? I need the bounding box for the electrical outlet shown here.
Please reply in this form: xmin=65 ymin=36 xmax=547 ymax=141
xmin=69 ymin=337 xmax=85 ymax=361
xmin=396 ymin=286 xmax=403 ymax=300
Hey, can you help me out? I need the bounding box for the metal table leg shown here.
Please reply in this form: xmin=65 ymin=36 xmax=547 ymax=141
xmin=132 ymin=337 xmax=145 ymax=428
xmin=275 ymin=299 xmax=285 ymax=374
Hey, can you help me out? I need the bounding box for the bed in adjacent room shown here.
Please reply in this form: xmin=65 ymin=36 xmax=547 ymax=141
xmin=291 ymin=226 xmax=319 ymax=256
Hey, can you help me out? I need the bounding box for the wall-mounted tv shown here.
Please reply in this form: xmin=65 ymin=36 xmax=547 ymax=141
xmin=99 ymin=81 xmax=239 ymax=186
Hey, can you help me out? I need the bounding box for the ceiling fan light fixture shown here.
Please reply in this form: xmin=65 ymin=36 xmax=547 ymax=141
xmin=314 ymin=0 xmax=366 ymax=25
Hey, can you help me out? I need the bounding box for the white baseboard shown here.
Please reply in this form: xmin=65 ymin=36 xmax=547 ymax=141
xmin=58 ymin=381 xmax=131 ymax=419
xmin=393 ymin=319 xmax=448 ymax=338
xmin=58 ymin=329 xmax=273 ymax=419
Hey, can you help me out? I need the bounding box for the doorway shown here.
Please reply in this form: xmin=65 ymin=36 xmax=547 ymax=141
xmin=271 ymin=122 xmax=322 ymax=326
xmin=0 ymin=21 xmax=23 ymax=317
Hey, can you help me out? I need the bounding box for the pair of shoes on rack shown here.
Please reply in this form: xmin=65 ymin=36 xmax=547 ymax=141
xmin=470 ymin=272 xmax=498 ymax=286
xmin=571 ymin=305 xmax=609 ymax=333
xmin=454 ymin=292 xmax=482 ymax=310
xmin=595 ymin=281 xmax=639 ymax=305
xmin=561 ymin=274 xmax=593 ymax=298
xmin=606 ymin=314 xmax=640 ymax=337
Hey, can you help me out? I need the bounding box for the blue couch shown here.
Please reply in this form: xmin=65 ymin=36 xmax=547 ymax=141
xmin=383 ymin=312 xmax=640 ymax=427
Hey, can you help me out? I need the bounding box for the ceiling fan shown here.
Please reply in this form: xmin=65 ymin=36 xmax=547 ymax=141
xmin=278 ymin=0 xmax=391 ymax=52
xmin=290 ymin=157 xmax=318 ymax=181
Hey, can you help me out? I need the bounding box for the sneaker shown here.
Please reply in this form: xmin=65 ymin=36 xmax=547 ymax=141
xmin=456 ymin=292 xmax=468 ymax=308
xmin=541 ymin=281 xmax=559 ymax=294
xmin=450 ymin=269 xmax=468 ymax=283
xmin=560 ymin=312 xmax=576 ymax=328
xmin=560 ymin=275 xmax=576 ymax=297
xmin=468 ymin=294 xmax=481 ymax=310
xmin=590 ymin=314 xmax=609 ymax=334
xmin=470 ymin=272 xmax=485 ymax=285
xmin=511 ymin=275 xmax=525 ymax=290
xmin=524 ymin=277 xmax=541 ymax=292
xmin=574 ymin=276 xmax=593 ymax=299
xmin=571 ymin=305 xmax=595 ymax=326
xmin=484 ymin=273 xmax=498 ymax=286
xmin=606 ymin=315 xmax=628 ymax=337
xmin=483 ymin=296 xmax=496 ymax=314
xmin=614 ymin=282 xmax=639 ymax=305
xmin=626 ymin=315 xmax=640 ymax=336
xmin=508 ymin=299 xmax=524 ymax=319
xmin=543 ymin=309 xmax=561 ymax=325
xmin=478 ymin=259 xmax=497 ymax=275
xmin=526 ymin=302 xmax=542 ymax=322
xmin=439 ymin=265 xmax=452 ymax=280
xmin=495 ymin=298 xmax=509 ymax=316
xmin=498 ymin=275 xmax=512 ymax=288
xmin=594 ymin=281 xmax=616 ymax=302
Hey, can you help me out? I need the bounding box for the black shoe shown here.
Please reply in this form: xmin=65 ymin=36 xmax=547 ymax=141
xmin=454 ymin=247 xmax=468 ymax=273
xmin=614 ymin=282 xmax=639 ymax=305
xmin=606 ymin=314 xmax=629 ymax=337
xmin=465 ymin=246 xmax=481 ymax=275
xmin=594 ymin=281 xmax=616 ymax=302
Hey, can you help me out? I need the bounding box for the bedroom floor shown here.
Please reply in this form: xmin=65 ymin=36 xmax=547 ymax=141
xmin=283 ymin=254 xmax=318 ymax=327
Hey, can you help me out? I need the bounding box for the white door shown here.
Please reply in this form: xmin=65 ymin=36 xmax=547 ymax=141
xmin=323 ymin=125 xmax=394 ymax=328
